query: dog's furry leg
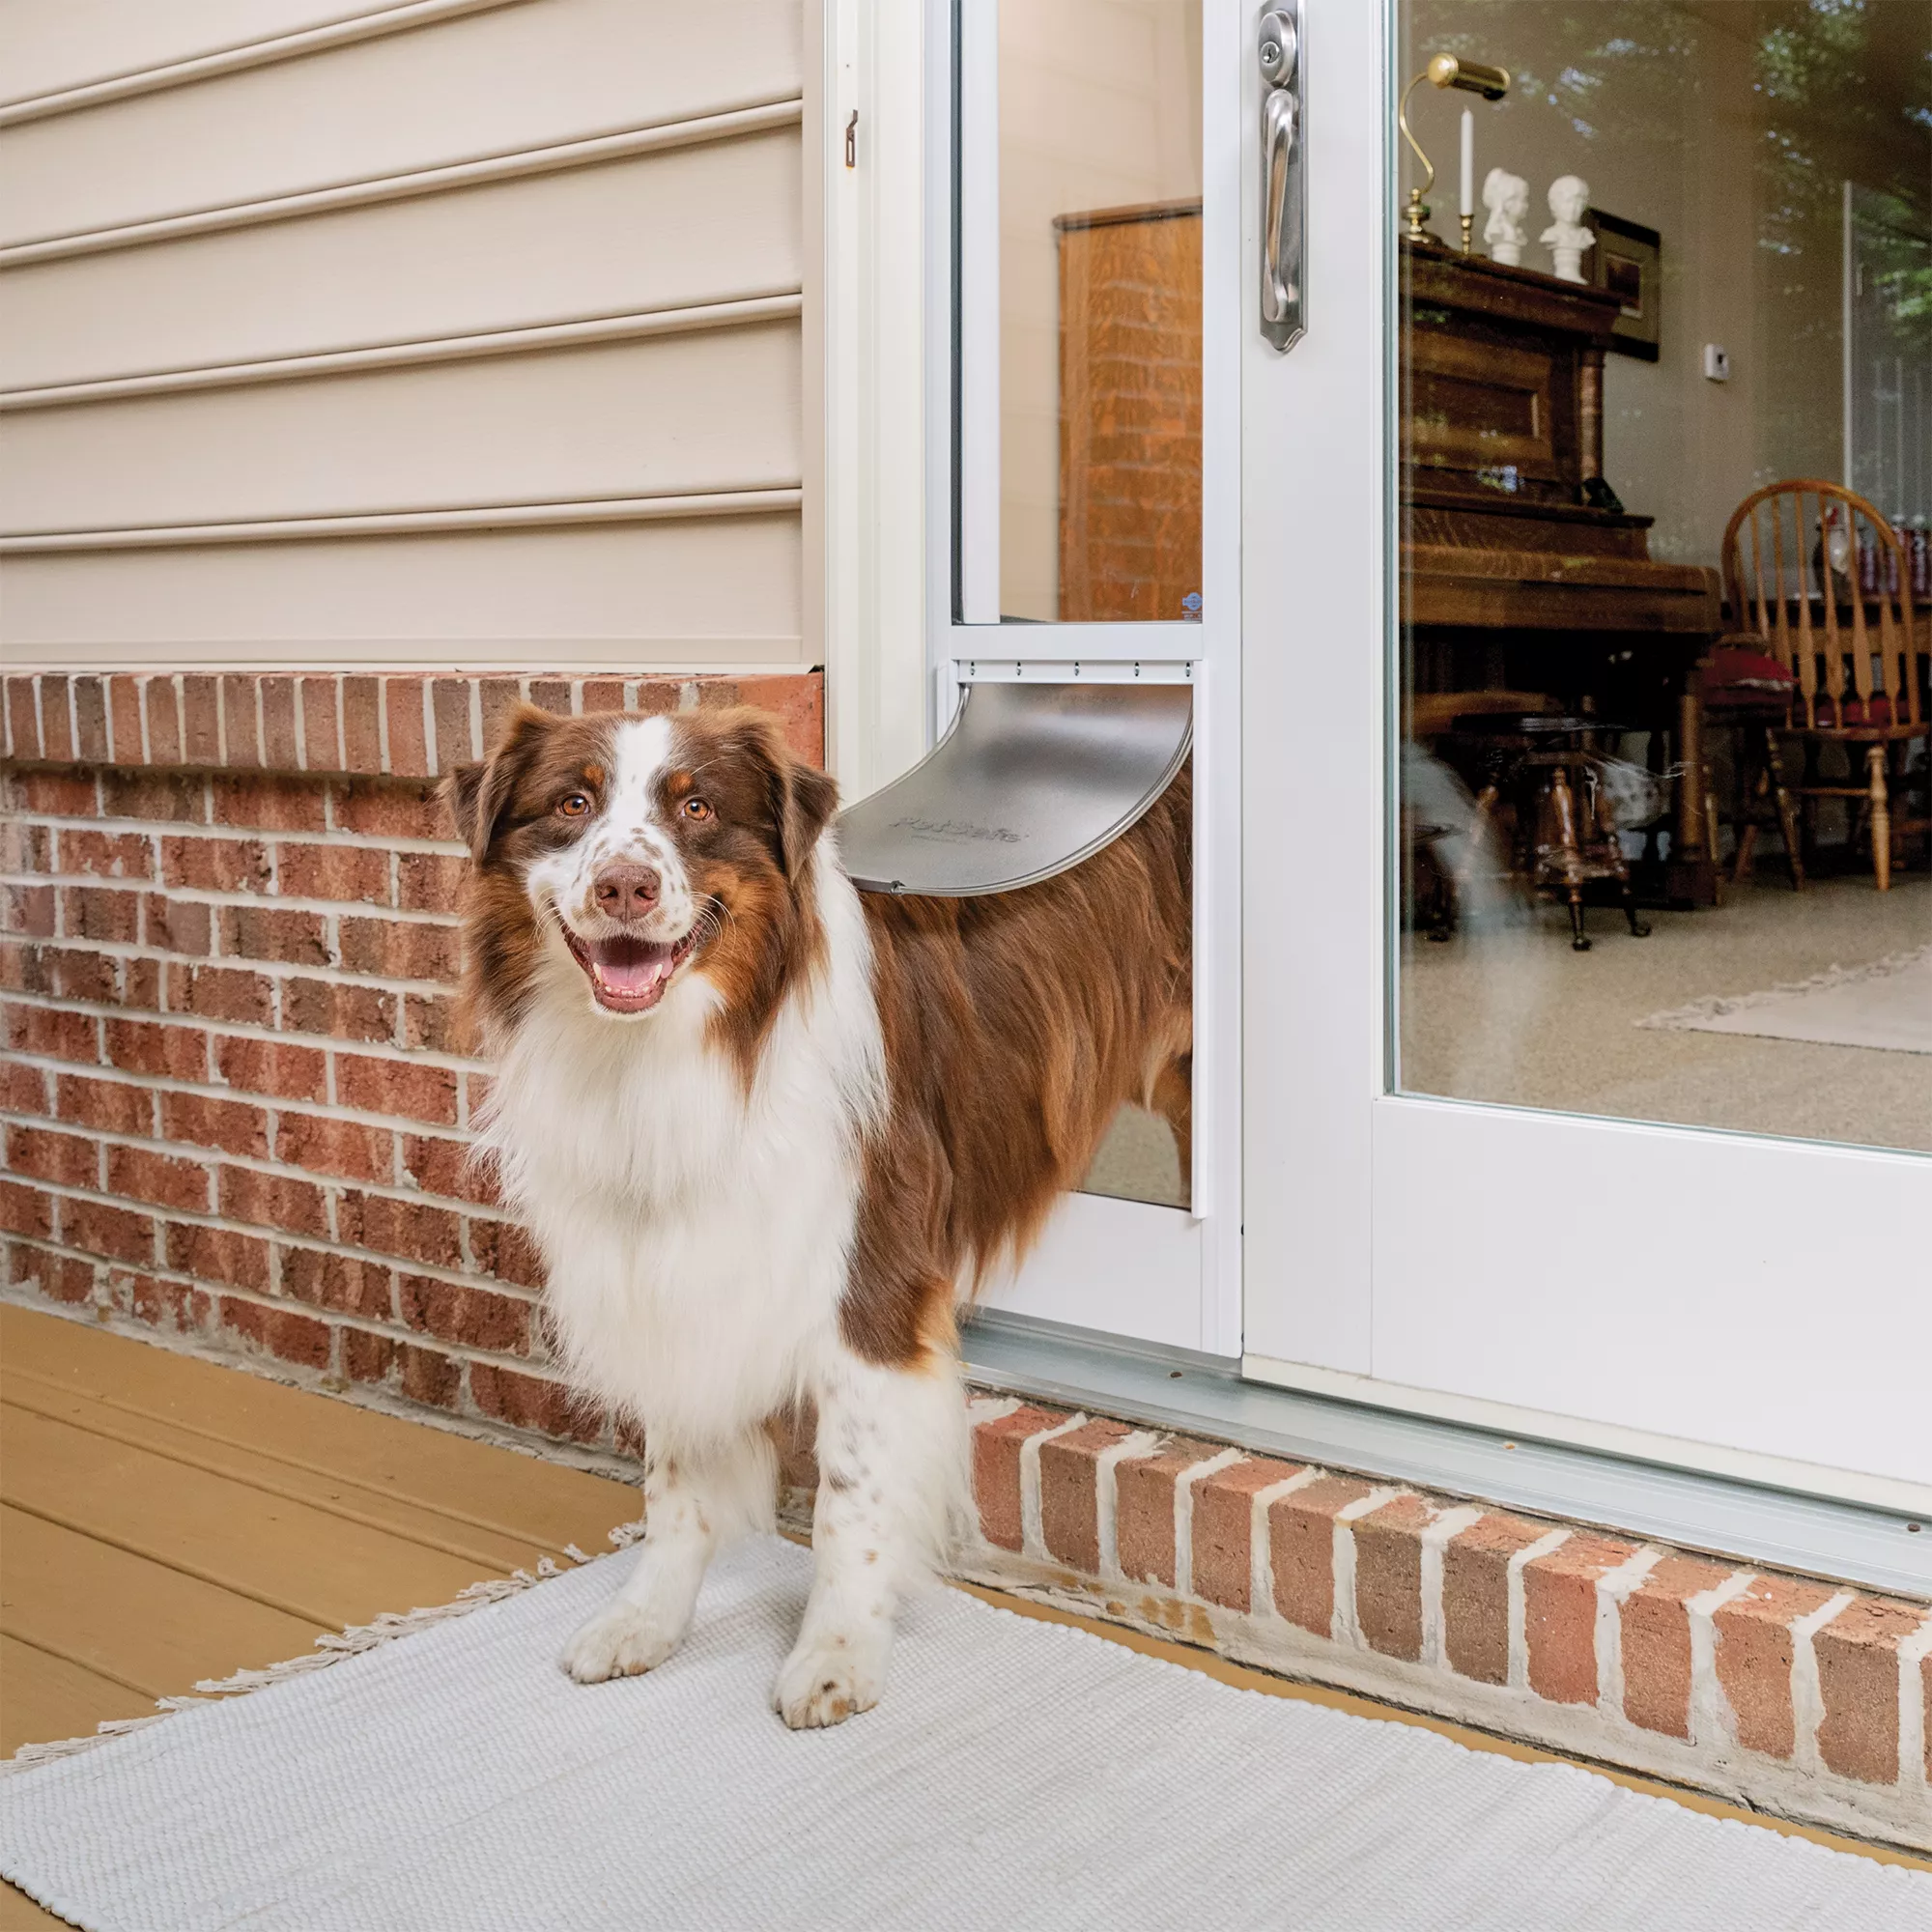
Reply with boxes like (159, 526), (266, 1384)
(774, 1347), (968, 1729)
(561, 1429), (776, 1683)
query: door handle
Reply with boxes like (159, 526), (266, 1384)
(1259, 4), (1305, 351)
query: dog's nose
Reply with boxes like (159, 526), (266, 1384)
(593, 863), (661, 921)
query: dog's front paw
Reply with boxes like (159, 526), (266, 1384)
(559, 1598), (687, 1684)
(772, 1631), (888, 1729)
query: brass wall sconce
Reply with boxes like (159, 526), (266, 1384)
(1398, 53), (1511, 248)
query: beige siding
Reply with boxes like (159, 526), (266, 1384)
(0, 0), (807, 669)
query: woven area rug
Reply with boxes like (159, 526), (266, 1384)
(3, 1537), (1925, 1932)
(1638, 943), (1932, 1054)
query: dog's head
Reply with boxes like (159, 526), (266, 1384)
(444, 704), (838, 1034)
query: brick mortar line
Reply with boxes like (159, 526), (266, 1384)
(4, 1236), (555, 1377)
(0, 1107), (511, 1222)
(1, 810), (468, 858)
(4, 869), (463, 926)
(4, 990), (484, 1062)
(12, 1179), (540, 1304)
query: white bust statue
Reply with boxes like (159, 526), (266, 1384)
(1482, 168), (1529, 266)
(1540, 175), (1595, 282)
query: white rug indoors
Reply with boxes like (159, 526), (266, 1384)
(1639, 943), (1932, 1055)
(2, 1537), (1925, 1932)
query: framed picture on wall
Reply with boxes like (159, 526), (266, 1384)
(1586, 211), (1662, 360)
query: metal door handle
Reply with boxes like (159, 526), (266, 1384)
(1259, 4), (1304, 351)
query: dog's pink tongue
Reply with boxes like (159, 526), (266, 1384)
(592, 938), (669, 997)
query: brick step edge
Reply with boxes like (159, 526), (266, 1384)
(3, 670), (824, 780)
(965, 1397), (1932, 1854)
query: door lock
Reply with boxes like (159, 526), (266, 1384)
(1258, 3), (1305, 352)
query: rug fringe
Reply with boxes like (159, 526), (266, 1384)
(1636, 942), (1932, 1031)
(2, 1520), (647, 1776)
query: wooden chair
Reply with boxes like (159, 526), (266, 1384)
(1719, 481), (1929, 890)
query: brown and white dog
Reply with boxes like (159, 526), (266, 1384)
(446, 702), (1189, 1726)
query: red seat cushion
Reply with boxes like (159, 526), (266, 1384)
(1700, 644), (1796, 714)
(1811, 693), (1895, 728)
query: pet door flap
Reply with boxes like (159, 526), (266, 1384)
(836, 681), (1192, 896)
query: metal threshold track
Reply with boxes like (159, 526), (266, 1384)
(960, 1311), (1931, 1601)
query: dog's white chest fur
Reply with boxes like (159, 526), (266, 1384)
(479, 854), (883, 1451)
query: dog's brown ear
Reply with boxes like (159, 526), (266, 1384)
(441, 703), (552, 863)
(722, 708), (838, 881)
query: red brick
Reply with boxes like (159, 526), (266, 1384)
(478, 678), (524, 751)
(1267, 1475), (1375, 1635)
(469, 1361), (598, 1442)
(160, 1092), (270, 1158)
(6, 1123), (98, 1188)
(341, 678), (382, 773)
(332, 780), (444, 841)
(210, 774), (327, 834)
(166, 1222), (270, 1288)
(159, 836), (270, 892)
(128, 1271), (210, 1332)
(214, 1035), (327, 1102)
(63, 1197), (156, 1266)
(6, 677), (41, 759)
(54, 1071), (150, 1135)
(280, 1244), (392, 1317)
(144, 675), (183, 765)
(1620, 1555), (1735, 1739)
(343, 1326), (398, 1384)
(1814, 1597), (1925, 1784)
(1523, 1534), (1639, 1706)
(469, 1216), (542, 1288)
(47, 945), (120, 1004)
(262, 676), (299, 770)
(0, 1179), (53, 1240)
(431, 678), (475, 773)
(167, 963), (274, 1026)
(221, 675), (262, 768)
(1, 1057), (48, 1114)
(103, 1017), (208, 1081)
(277, 841), (390, 907)
(400, 1273), (529, 1354)
(396, 852), (466, 914)
(58, 829), (153, 880)
(971, 1405), (1062, 1551)
(122, 955), (161, 1010)
(143, 895), (212, 956)
(1037, 1418), (1138, 1573)
(218, 1166), (328, 1238)
(106, 1145), (212, 1212)
(729, 673), (825, 767)
(71, 676), (109, 761)
(274, 1111), (394, 1183)
(39, 677), (74, 762)
(299, 676), (342, 773)
(14, 1244), (96, 1303)
(1190, 1458), (1305, 1611)
(402, 1134), (496, 1206)
(5, 1000), (99, 1063)
(1116, 1438), (1226, 1589)
(527, 678), (572, 717)
(336, 917), (459, 985)
(102, 770), (203, 823)
(401, 993), (465, 1054)
(0, 820), (51, 874)
(217, 904), (328, 967)
(281, 977), (394, 1043)
(401, 1342), (462, 1408)
(337, 1189), (461, 1268)
(335, 1054), (457, 1125)
(1713, 1574), (1841, 1760)
(62, 885), (140, 944)
(384, 678), (430, 778)
(580, 678), (626, 715)
(181, 674), (221, 764)
(1352, 1494), (1435, 1660)
(2, 885), (55, 938)
(9, 769), (98, 816)
(0, 939), (48, 993)
(219, 1295), (330, 1370)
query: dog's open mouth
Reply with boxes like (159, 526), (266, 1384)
(560, 926), (696, 1014)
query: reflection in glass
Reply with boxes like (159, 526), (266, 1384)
(1395, 1), (1931, 1154)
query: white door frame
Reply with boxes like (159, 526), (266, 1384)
(1236, 0), (1932, 1506)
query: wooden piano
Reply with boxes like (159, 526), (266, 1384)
(1402, 239), (1722, 901)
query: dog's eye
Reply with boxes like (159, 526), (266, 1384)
(681, 796), (713, 822)
(556, 792), (592, 819)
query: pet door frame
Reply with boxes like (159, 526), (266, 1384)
(920, 0), (1244, 1358)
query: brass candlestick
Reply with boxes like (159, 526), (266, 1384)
(1398, 53), (1511, 246)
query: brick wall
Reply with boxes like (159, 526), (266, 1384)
(1, 668), (822, 1453)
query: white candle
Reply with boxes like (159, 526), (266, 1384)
(1459, 107), (1474, 217)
